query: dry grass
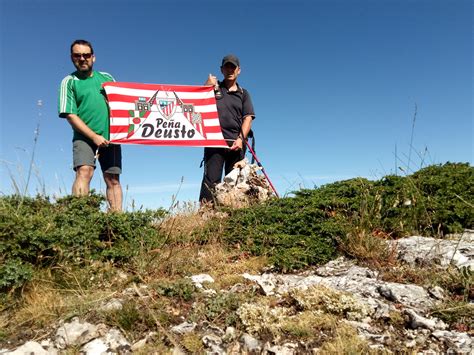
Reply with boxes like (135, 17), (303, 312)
(279, 311), (339, 340)
(3, 279), (117, 341)
(130, 242), (268, 294)
(339, 228), (398, 269)
(159, 209), (209, 238)
(319, 323), (381, 354)
(130, 208), (267, 284)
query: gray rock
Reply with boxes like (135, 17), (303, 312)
(55, 317), (100, 349)
(240, 333), (262, 353)
(81, 338), (110, 355)
(103, 328), (130, 352)
(244, 260), (437, 314)
(428, 286), (446, 300)
(275, 269), (436, 312)
(377, 285), (398, 302)
(242, 273), (277, 295)
(316, 257), (378, 278)
(432, 330), (474, 353)
(7, 233), (472, 355)
(131, 338), (147, 351)
(202, 334), (224, 354)
(5, 341), (49, 355)
(224, 326), (237, 342)
(394, 234), (474, 269)
(263, 342), (298, 354)
(171, 321), (197, 335)
(99, 298), (123, 312)
(345, 320), (392, 346)
(202, 323), (225, 337)
(190, 274), (214, 289)
(404, 309), (447, 330)
(215, 161), (273, 208)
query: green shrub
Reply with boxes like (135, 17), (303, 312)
(221, 163), (473, 271)
(222, 194), (342, 271)
(0, 192), (167, 292)
(0, 258), (33, 292)
(153, 278), (196, 301)
(375, 162), (473, 235)
(204, 291), (242, 326)
(411, 162), (473, 234)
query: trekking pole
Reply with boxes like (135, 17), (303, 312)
(244, 140), (279, 198)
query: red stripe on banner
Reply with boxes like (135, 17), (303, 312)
(110, 125), (222, 136)
(110, 138), (228, 147)
(110, 110), (218, 120)
(103, 82), (213, 93)
(203, 126), (223, 133)
(106, 94), (215, 106)
(110, 125), (130, 134)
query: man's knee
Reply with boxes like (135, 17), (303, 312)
(104, 173), (121, 187)
(75, 165), (94, 180)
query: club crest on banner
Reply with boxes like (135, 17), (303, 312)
(157, 96), (177, 120)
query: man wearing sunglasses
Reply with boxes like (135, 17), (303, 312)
(199, 54), (255, 206)
(58, 39), (122, 211)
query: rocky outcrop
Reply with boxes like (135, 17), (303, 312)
(393, 231), (474, 269)
(214, 159), (274, 208)
(2, 319), (131, 355)
(2, 233), (472, 354)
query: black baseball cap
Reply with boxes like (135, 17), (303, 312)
(221, 54), (240, 67)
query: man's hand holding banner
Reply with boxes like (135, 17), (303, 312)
(103, 82), (228, 147)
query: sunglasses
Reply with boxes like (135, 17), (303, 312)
(72, 53), (93, 60)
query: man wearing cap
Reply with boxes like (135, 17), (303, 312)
(199, 54), (255, 204)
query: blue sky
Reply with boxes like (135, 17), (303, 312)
(0, 0), (472, 210)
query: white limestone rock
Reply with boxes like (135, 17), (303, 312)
(190, 274), (215, 289)
(171, 322), (197, 335)
(99, 298), (123, 312)
(240, 333), (262, 353)
(6, 341), (49, 355)
(81, 338), (109, 355)
(394, 233), (474, 269)
(55, 317), (101, 349)
(404, 309), (447, 331)
(215, 160), (273, 208)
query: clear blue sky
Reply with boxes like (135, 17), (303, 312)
(1, 0), (472, 210)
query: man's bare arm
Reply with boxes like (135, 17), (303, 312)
(65, 114), (109, 147)
(230, 115), (253, 151)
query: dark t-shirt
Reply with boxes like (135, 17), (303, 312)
(215, 81), (255, 141)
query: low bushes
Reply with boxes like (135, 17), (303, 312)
(222, 162), (473, 271)
(1, 162), (472, 291)
(0, 193), (166, 292)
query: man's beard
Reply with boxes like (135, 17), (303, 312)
(76, 63), (93, 76)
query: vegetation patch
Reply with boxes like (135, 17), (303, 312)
(0, 193), (166, 293)
(1, 162), (472, 351)
(222, 163), (473, 271)
(288, 285), (370, 321)
(237, 299), (291, 335)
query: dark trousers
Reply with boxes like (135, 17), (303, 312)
(199, 147), (245, 203)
